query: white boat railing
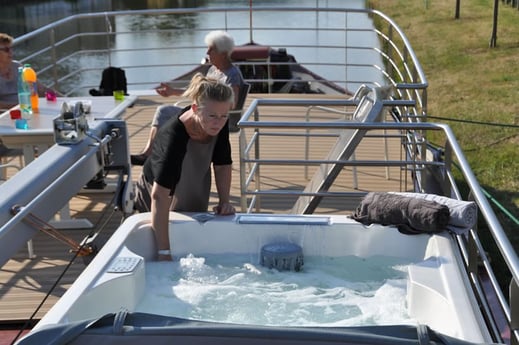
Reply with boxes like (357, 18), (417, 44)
(237, 96), (519, 345)
(11, 6), (427, 118)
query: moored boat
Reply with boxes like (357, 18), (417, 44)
(165, 43), (349, 95)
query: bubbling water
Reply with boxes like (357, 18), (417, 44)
(136, 254), (417, 327)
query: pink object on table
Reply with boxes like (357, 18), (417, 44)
(45, 90), (57, 102)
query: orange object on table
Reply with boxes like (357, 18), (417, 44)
(23, 64), (39, 112)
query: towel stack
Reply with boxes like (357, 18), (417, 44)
(391, 192), (477, 235)
(351, 192), (477, 235)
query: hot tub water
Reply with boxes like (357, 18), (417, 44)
(136, 254), (417, 327)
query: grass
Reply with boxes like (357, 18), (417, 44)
(371, 0), (519, 230)
(368, 1), (519, 291)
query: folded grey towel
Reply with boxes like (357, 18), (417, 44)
(391, 192), (477, 235)
(351, 192), (450, 235)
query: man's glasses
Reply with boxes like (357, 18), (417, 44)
(0, 46), (12, 53)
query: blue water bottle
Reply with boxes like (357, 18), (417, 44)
(17, 66), (32, 119)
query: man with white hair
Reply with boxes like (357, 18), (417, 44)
(155, 30), (243, 106)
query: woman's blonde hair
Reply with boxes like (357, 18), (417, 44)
(182, 73), (234, 108)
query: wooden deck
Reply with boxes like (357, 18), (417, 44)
(0, 94), (412, 342)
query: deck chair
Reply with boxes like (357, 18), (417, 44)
(290, 86), (388, 214)
(228, 82), (251, 132)
(0, 162), (21, 183)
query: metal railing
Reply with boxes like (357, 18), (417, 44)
(236, 96), (519, 344)
(11, 6), (427, 117)
(236, 98), (430, 213)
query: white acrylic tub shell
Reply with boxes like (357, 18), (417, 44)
(34, 212), (492, 344)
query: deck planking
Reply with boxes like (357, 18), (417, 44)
(0, 94), (412, 335)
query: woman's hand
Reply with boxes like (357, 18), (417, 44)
(155, 83), (174, 97)
(213, 202), (235, 215)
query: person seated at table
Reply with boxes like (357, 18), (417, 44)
(0, 33), (58, 111)
(131, 31), (244, 166)
(134, 73), (236, 260)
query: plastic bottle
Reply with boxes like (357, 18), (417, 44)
(17, 66), (32, 119)
(23, 64), (38, 112)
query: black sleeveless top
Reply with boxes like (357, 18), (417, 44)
(143, 108), (232, 195)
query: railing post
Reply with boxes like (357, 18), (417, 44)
(443, 141), (453, 198)
(386, 25), (394, 82)
(510, 279), (519, 345)
(304, 107), (311, 180)
(254, 107), (261, 212)
(50, 28), (59, 90)
(467, 229), (480, 277)
(105, 13), (113, 67)
(465, 190), (480, 281)
(239, 129), (248, 213)
(422, 87), (428, 118)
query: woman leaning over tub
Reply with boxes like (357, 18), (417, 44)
(134, 73), (236, 260)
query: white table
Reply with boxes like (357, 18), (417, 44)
(0, 95), (137, 230)
(0, 95), (136, 163)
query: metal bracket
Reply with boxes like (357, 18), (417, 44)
(53, 102), (89, 145)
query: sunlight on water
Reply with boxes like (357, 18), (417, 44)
(137, 254), (417, 327)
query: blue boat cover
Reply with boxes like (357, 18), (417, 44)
(15, 310), (498, 345)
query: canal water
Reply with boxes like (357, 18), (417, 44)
(1, 0), (366, 37)
(2, 0), (382, 94)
